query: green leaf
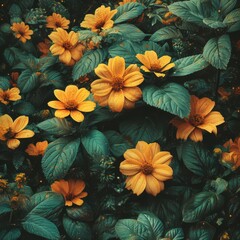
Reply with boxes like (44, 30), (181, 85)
(72, 49), (108, 80)
(115, 219), (150, 240)
(203, 34), (231, 70)
(171, 54), (209, 76)
(22, 214), (60, 240)
(37, 118), (74, 136)
(17, 69), (39, 93)
(181, 141), (218, 177)
(137, 213), (164, 239)
(165, 228), (184, 240)
(202, 19), (226, 29)
(104, 130), (132, 157)
(66, 204), (94, 222)
(0, 76), (10, 90)
(150, 26), (183, 42)
(114, 2), (146, 24)
(27, 191), (64, 221)
(210, 178), (228, 194)
(143, 83), (190, 118)
(9, 4), (22, 17)
(82, 130), (109, 157)
(212, 0), (237, 16)
(229, 175), (240, 193)
(63, 216), (92, 240)
(42, 137), (80, 183)
(0, 228), (21, 240)
(223, 8), (240, 32)
(0, 203), (12, 216)
(40, 70), (64, 89)
(188, 222), (215, 240)
(182, 191), (225, 223)
(14, 101), (36, 115)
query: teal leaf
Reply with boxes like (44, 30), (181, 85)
(0, 76), (10, 90)
(223, 8), (240, 32)
(22, 214), (60, 240)
(203, 34), (231, 70)
(63, 216), (92, 240)
(143, 83), (190, 118)
(66, 204), (94, 222)
(137, 213), (164, 239)
(40, 70), (64, 89)
(37, 118), (74, 136)
(181, 141), (218, 177)
(182, 191), (225, 223)
(150, 26), (183, 42)
(9, 4), (22, 17)
(188, 222), (216, 240)
(212, 0), (237, 16)
(165, 228), (184, 240)
(115, 219), (150, 240)
(202, 19), (227, 29)
(210, 178), (228, 194)
(0, 228), (21, 240)
(114, 2), (146, 24)
(171, 54), (209, 76)
(42, 137), (80, 183)
(0, 203), (12, 216)
(78, 30), (98, 41)
(104, 130), (132, 157)
(228, 175), (240, 193)
(17, 69), (39, 93)
(14, 101), (35, 115)
(72, 49), (108, 80)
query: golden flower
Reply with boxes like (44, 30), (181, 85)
(51, 179), (88, 206)
(49, 28), (85, 66)
(37, 38), (51, 57)
(48, 85), (96, 122)
(0, 179), (8, 193)
(0, 114), (35, 149)
(119, 0), (137, 5)
(80, 5), (117, 32)
(15, 173), (27, 188)
(11, 22), (33, 43)
(46, 13), (70, 30)
(136, 51), (175, 77)
(119, 141), (173, 196)
(0, 87), (21, 105)
(171, 95), (225, 142)
(91, 56), (144, 112)
(25, 141), (48, 156)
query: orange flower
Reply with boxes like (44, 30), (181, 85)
(0, 87), (21, 105)
(37, 39), (51, 57)
(120, 141), (173, 196)
(136, 51), (175, 77)
(91, 56), (144, 112)
(51, 179), (88, 206)
(0, 114), (34, 149)
(48, 85), (96, 122)
(25, 141), (48, 156)
(171, 95), (225, 142)
(80, 5), (117, 32)
(49, 28), (85, 66)
(119, 0), (137, 5)
(11, 22), (33, 43)
(46, 13), (70, 30)
(10, 72), (19, 87)
(217, 87), (231, 101)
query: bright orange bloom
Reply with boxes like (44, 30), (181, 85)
(80, 5), (117, 32)
(136, 51), (175, 77)
(49, 28), (85, 66)
(48, 85), (96, 122)
(46, 13), (70, 30)
(37, 39), (51, 57)
(0, 87), (21, 105)
(51, 179), (88, 206)
(25, 141), (48, 156)
(91, 56), (144, 112)
(0, 114), (34, 149)
(11, 22), (33, 43)
(120, 141), (173, 196)
(119, 0), (137, 5)
(171, 95), (225, 142)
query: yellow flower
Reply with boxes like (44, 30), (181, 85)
(80, 5), (117, 32)
(136, 51), (175, 77)
(0, 178), (8, 193)
(51, 179), (88, 206)
(11, 22), (33, 43)
(0, 114), (34, 149)
(91, 56), (144, 112)
(171, 95), (225, 142)
(49, 28), (85, 66)
(48, 85), (96, 122)
(25, 141), (48, 156)
(0, 87), (21, 105)
(119, 0), (137, 5)
(37, 38), (51, 57)
(15, 173), (27, 188)
(46, 13), (70, 30)
(120, 141), (173, 196)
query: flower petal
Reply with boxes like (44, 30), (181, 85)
(54, 89), (67, 103)
(12, 116), (29, 133)
(108, 56), (125, 77)
(152, 152), (172, 165)
(161, 62), (175, 72)
(152, 165), (173, 181)
(55, 109), (70, 118)
(189, 128), (203, 142)
(149, 142), (160, 156)
(48, 100), (65, 109)
(72, 198), (84, 206)
(70, 110), (84, 122)
(59, 50), (71, 64)
(0, 114), (13, 129)
(77, 101), (96, 112)
(91, 80), (112, 96)
(145, 175), (162, 196)
(126, 172), (146, 196)
(95, 64), (113, 81)
(196, 97), (215, 116)
(7, 139), (20, 149)
(15, 129), (34, 138)
(75, 88), (90, 102)
(124, 149), (144, 162)
(204, 111), (225, 126)
(158, 55), (171, 67)
(123, 72), (144, 87)
(120, 161), (141, 176)
(123, 87), (142, 102)
(136, 141), (152, 163)
(108, 90), (124, 112)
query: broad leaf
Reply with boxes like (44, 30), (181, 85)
(0, 203), (12, 216)
(223, 8), (240, 32)
(14, 101), (36, 115)
(17, 69), (39, 93)
(213, 0), (237, 16)
(188, 222), (216, 240)
(165, 228), (184, 240)
(66, 204), (94, 222)
(42, 137), (80, 183)
(150, 26), (182, 42)
(0, 228), (21, 240)
(0, 76), (10, 90)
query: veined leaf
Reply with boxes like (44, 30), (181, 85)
(188, 222), (216, 240)
(17, 69), (39, 93)
(0, 76), (10, 90)
(202, 19), (226, 29)
(203, 34), (231, 70)
(0, 203), (12, 216)
(150, 26), (183, 42)
(223, 8), (240, 32)
(66, 204), (94, 222)
(0, 228), (21, 240)
(143, 83), (190, 118)
(42, 137), (80, 183)
(212, 0), (237, 16)
(165, 228), (184, 240)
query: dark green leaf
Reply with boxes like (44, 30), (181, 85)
(182, 191), (225, 223)
(42, 137), (80, 183)
(188, 222), (215, 240)
(40, 70), (64, 89)
(0, 228), (21, 240)
(66, 204), (94, 222)
(14, 101), (35, 115)
(143, 83), (190, 118)
(210, 178), (228, 194)
(216, 0), (237, 16)
(9, 4), (21, 17)
(22, 214), (60, 240)
(0, 203), (12, 216)
(0, 76), (10, 90)
(150, 26), (183, 42)
(165, 228), (184, 240)
(228, 176), (240, 193)
(18, 69), (39, 93)
(202, 19), (226, 29)
(223, 8), (240, 32)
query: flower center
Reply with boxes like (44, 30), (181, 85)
(65, 100), (78, 110)
(4, 129), (15, 139)
(112, 77), (124, 91)
(141, 163), (153, 175)
(55, 21), (62, 28)
(189, 114), (204, 126)
(150, 63), (161, 72)
(95, 20), (106, 29)
(63, 41), (73, 50)
(66, 193), (74, 201)
(1, 92), (9, 102)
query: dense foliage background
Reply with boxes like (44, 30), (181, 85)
(0, 0), (240, 239)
